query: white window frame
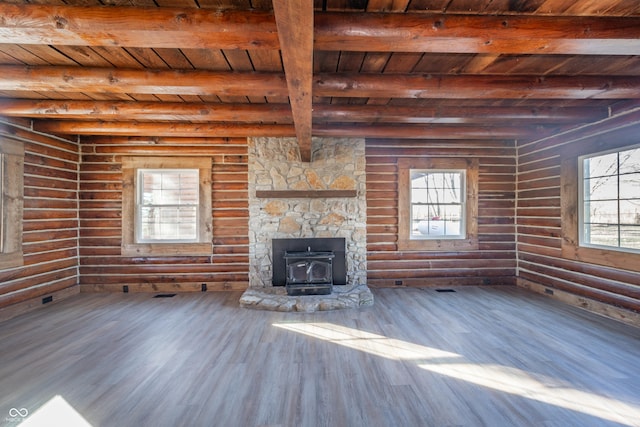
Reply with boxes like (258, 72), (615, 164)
(409, 168), (467, 240)
(121, 157), (212, 257)
(578, 144), (640, 255)
(136, 168), (200, 244)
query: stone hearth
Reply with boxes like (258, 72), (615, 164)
(241, 137), (373, 311)
(240, 284), (374, 312)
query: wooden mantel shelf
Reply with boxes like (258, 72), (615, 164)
(256, 190), (357, 198)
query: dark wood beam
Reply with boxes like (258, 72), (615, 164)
(0, 66), (288, 97)
(312, 105), (608, 124)
(314, 73), (640, 99)
(32, 120), (543, 139)
(1, 4), (639, 56)
(273, 0), (314, 161)
(0, 4), (278, 49)
(315, 13), (640, 55)
(313, 124), (547, 139)
(33, 121), (296, 137)
(0, 99), (608, 124)
(83, 136), (248, 145)
(0, 99), (293, 122)
(256, 190), (357, 198)
(2, 66), (638, 100)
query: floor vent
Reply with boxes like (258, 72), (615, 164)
(153, 294), (177, 298)
(435, 289), (456, 293)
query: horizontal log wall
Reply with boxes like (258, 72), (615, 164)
(0, 118), (79, 319)
(3, 114), (637, 322)
(517, 104), (640, 316)
(366, 139), (517, 288)
(79, 137), (249, 293)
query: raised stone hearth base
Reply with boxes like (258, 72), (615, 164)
(239, 284), (374, 312)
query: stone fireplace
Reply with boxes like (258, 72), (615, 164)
(239, 137), (373, 311)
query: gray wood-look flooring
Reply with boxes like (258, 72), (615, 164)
(1, 287), (639, 427)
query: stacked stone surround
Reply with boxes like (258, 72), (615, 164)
(241, 137), (372, 311)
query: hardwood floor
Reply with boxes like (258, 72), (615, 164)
(0, 287), (639, 427)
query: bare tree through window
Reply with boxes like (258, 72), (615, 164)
(410, 170), (465, 239)
(582, 147), (640, 251)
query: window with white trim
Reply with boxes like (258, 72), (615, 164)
(398, 157), (478, 251)
(121, 157), (212, 256)
(410, 169), (466, 239)
(580, 145), (640, 253)
(137, 169), (199, 243)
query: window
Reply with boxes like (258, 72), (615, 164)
(122, 157), (212, 256)
(410, 170), (466, 239)
(0, 137), (24, 269)
(561, 142), (640, 273)
(137, 169), (199, 243)
(398, 158), (478, 251)
(579, 146), (640, 253)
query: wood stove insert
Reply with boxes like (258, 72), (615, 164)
(284, 249), (335, 296)
(272, 237), (347, 295)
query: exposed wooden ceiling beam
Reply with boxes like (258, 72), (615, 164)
(0, 99), (293, 122)
(314, 73), (640, 99)
(82, 136), (249, 145)
(0, 4), (278, 49)
(313, 124), (552, 139)
(32, 120), (545, 139)
(33, 121), (296, 137)
(315, 13), (640, 55)
(312, 105), (608, 124)
(2, 66), (638, 100)
(0, 66), (288, 97)
(0, 99), (608, 124)
(0, 4), (638, 55)
(272, 0), (314, 161)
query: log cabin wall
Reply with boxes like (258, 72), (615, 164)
(366, 139), (517, 288)
(0, 118), (79, 320)
(78, 137), (249, 293)
(517, 103), (640, 322)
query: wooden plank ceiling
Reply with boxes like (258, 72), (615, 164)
(0, 0), (639, 160)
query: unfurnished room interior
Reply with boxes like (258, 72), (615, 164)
(0, 1), (640, 426)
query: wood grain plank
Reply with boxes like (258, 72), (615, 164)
(1, 288), (638, 426)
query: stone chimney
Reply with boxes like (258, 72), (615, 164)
(247, 137), (367, 290)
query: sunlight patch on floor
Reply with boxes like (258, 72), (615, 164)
(419, 362), (640, 426)
(274, 321), (640, 426)
(273, 321), (460, 361)
(19, 395), (93, 427)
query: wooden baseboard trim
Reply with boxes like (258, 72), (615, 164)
(367, 276), (516, 288)
(80, 281), (248, 293)
(517, 277), (640, 328)
(0, 285), (79, 323)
